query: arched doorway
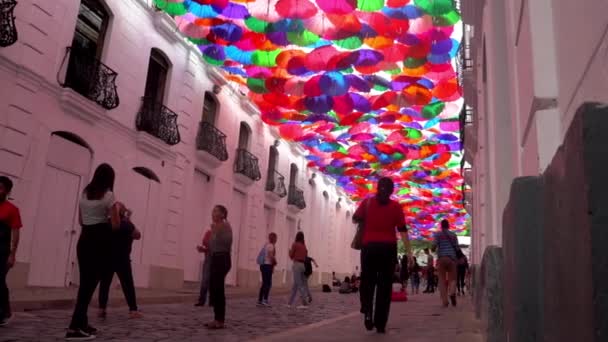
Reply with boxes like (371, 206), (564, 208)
(28, 132), (93, 287)
(123, 166), (161, 287)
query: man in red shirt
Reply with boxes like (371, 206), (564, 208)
(353, 177), (411, 334)
(195, 229), (212, 306)
(0, 176), (22, 326)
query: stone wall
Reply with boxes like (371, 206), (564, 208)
(485, 102), (608, 342)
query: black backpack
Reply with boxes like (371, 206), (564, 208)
(304, 257), (313, 277)
(322, 284), (332, 292)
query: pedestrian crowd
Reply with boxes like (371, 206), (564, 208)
(0, 167), (469, 340)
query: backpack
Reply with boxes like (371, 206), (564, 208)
(256, 245), (266, 265)
(304, 257), (313, 277)
(322, 284), (332, 292)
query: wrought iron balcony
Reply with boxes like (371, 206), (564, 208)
(265, 170), (287, 198)
(60, 47), (120, 110)
(234, 148), (261, 181)
(136, 97), (181, 145)
(288, 185), (306, 210)
(196, 121), (228, 162)
(0, 0), (17, 47)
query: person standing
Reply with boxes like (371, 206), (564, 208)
(257, 232), (277, 307)
(423, 248), (435, 293)
(195, 228), (212, 307)
(97, 204), (142, 319)
(66, 163), (121, 340)
(432, 219), (459, 307)
(287, 232), (310, 309)
(204, 205), (232, 330)
(352, 177), (411, 334)
(0, 176), (22, 327)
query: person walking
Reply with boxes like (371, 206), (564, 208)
(352, 177), (411, 334)
(97, 204), (142, 320)
(66, 163), (121, 340)
(399, 254), (409, 290)
(410, 257), (421, 294)
(257, 232), (277, 307)
(423, 248), (435, 293)
(432, 219), (459, 307)
(457, 253), (469, 296)
(195, 228), (212, 307)
(204, 205), (232, 330)
(0, 176), (22, 327)
(287, 232), (310, 309)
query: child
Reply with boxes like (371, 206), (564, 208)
(98, 203), (142, 319)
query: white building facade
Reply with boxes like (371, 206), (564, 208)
(461, 0), (608, 263)
(0, 0), (358, 290)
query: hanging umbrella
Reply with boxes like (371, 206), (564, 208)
(275, 0), (318, 19)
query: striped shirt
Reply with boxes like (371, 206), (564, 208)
(433, 230), (458, 259)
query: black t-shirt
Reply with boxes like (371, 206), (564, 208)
(111, 220), (135, 257)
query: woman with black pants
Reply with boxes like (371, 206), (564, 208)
(66, 163), (120, 341)
(353, 177), (411, 334)
(204, 205), (233, 330)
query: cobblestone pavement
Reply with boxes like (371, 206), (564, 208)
(0, 291), (360, 341)
(1, 291), (481, 342)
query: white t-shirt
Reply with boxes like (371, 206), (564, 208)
(80, 191), (115, 225)
(264, 243), (275, 265)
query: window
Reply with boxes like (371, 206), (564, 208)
(289, 163), (298, 186)
(71, 0), (110, 59)
(202, 91), (219, 125)
(65, 0), (112, 98)
(238, 122), (251, 150)
(143, 48), (171, 105)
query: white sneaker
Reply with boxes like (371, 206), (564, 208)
(262, 301), (272, 307)
(296, 305), (309, 309)
(286, 304), (293, 309)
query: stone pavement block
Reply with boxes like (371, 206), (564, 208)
(541, 102), (608, 342)
(581, 103), (608, 342)
(502, 176), (543, 342)
(478, 246), (503, 342)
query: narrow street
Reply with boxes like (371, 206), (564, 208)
(1, 291), (481, 341)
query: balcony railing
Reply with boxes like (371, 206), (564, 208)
(265, 170), (287, 198)
(0, 0), (17, 48)
(61, 47), (120, 110)
(234, 148), (261, 181)
(288, 185), (306, 210)
(196, 121), (228, 161)
(136, 97), (181, 145)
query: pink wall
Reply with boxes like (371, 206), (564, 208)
(0, 0), (358, 288)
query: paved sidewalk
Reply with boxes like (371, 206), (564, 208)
(256, 293), (483, 342)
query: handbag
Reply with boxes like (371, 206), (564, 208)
(443, 230), (464, 259)
(351, 198), (371, 250)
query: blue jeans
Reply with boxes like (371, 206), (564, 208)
(288, 262), (308, 305)
(258, 264), (273, 302)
